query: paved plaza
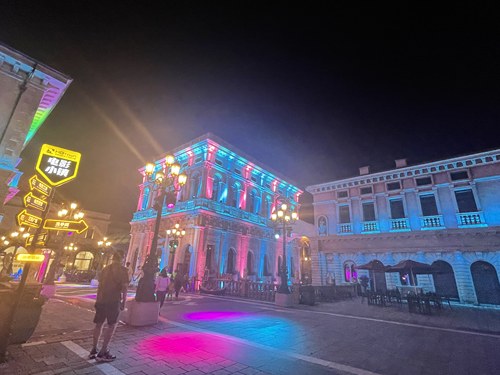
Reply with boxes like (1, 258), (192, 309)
(1, 286), (500, 375)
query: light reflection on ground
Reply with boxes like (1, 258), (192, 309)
(80, 292), (136, 300)
(184, 311), (251, 321)
(138, 332), (235, 359)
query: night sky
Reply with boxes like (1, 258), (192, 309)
(1, 3), (499, 226)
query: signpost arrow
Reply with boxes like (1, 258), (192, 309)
(23, 192), (48, 212)
(43, 219), (89, 234)
(29, 175), (52, 197)
(16, 209), (42, 228)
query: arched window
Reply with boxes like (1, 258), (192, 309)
(190, 173), (201, 199)
(248, 189), (257, 213)
(344, 261), (357, 282)
(265, 195), (272, 218)
(232, 183), (241, 208)
(227, 248), (236, 274)
(74, 251), (94, 271)
(246, 252), (255, 275)
(212, 174), (222, 201)
(318, 216), (328, 236)
(263, 254), (271, 276)
(471, 261), (500, 305)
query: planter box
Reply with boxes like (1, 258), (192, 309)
(275, 292), (294, 307)
(122, 300), (159, 326)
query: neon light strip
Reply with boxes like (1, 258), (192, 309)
(24, 87), (61, 146)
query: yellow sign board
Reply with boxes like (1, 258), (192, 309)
(29, 175), (52, 196)
(17, 209), (43, 228)
(35, 144), (81, 186)
(43, 219), (89, 234)
(16, 254), (45, 262)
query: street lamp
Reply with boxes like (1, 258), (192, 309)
(166, 223), (186, 272)
(271, 200), (299, 294)
(2, 227), (30, 275)
(135, 155), (187, 302)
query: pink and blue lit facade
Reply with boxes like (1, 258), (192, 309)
(0, 43), (72, 228)
(307, 149), (500, 306)
(128, 134), (304, 288)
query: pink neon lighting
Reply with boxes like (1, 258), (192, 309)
(138, 332), (234, 359)
(184, 311), (250, 321)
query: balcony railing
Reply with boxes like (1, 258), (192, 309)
(337, 223), (353, 234)
(132, 198), (269, 226)
(420, 215), (444, 230)
(390, 218), (410, 231)
(362, 221), (380, 233)
(456, 212), (487, 228)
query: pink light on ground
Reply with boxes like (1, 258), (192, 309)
(138, 332), (235, 359)
(184, 311), (250, 321)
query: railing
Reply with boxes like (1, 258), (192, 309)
(456, 212), (487, 227)
(133, 198), (269, 226)
(420, 215), (444, 230)
(337, 223), (353, 234)
(362, 221), (379, 233)
(390, 218), (410, 231)
(201, 278), (279, 302)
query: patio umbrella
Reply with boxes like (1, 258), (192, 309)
(385, 260), (432, 292)
(356, 260), (387, 292)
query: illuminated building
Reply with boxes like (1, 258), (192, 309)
(0, 42), (72, 227)
(307, 149), (500, 305)
(128, 134), (311, 288)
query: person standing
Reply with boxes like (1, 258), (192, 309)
(89, 250), (129, 362)
(174, 271), (183, 300)
(155, 268), (170, 308)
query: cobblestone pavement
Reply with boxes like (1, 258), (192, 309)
(1, 287), (500, 375)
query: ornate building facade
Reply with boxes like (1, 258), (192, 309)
(307, 149), (500, 306)
(127, 134), (312, 287)
(0, 43), (72, 228)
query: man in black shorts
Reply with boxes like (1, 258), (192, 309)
(89, 250), (129, 362)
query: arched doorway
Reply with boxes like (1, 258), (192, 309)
(471, 261), (500, 305)
(432, 261), (458, 298)
(180, 247), (192, 276)
(227, 248), (236, 274)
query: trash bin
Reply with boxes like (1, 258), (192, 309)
(299, 285), (316, 306)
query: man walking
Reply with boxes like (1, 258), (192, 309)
(89, 250), (129, 362)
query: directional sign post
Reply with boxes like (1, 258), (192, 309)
(35, 144), (81, 187)
(23, 192), (48, 212)
(43, 219), (88, 234)
(25, 233), (48, 247)
(17, 209), (42, 229)
(29, 175), (52, 197)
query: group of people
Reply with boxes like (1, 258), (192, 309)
(155, 268), (188, 307)
(90, 252), (190, 363)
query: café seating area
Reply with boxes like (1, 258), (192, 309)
(365, 288), (447, 314)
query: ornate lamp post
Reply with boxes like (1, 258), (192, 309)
(1, 228), (30, 276)
(135, 155), (187, 302)
(271, 201), (298, 294)
(166, 223), (185, 272)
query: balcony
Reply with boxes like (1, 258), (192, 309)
(456, 211), (487, 228)
(132, 198), (269, 226)
(337, 223), (353, 234)
(362, 221), (380, 233)
(420, 215), (444, 230)
(390, 218), (410, 232)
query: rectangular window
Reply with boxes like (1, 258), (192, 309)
(416, 176), (432, 186)
(215, 159), (223, 166)
(390, 199), (405, 219)
(387, 181), (401, 191)
(337, 190), (348, 199)
(455, 189), (478, 213)
(420, 194), (438, 216)
(450, 171), (469, 181)
(360, 186), (373, 195)
(339, 205), (350, 224)
(362, 202), (376, 221)
(195, 156), (203, 163)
